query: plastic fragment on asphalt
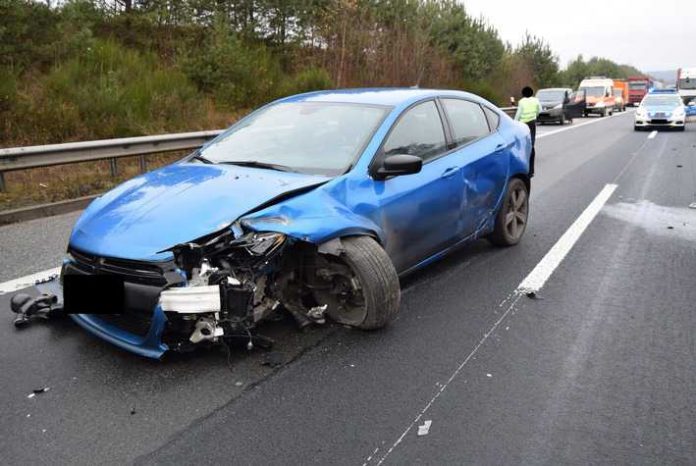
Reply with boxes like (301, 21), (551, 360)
(28, 387), (50, 398)
(417, 420), (432, 436)
(235, 381), (243, 387)
(525, 291), (542, 299)
(486, 373), (492, 378)
(130, 408), (136, 415)
(667, 226), (674, 229)
(689, 203), (696, 209)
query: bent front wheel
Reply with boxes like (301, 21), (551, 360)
(313, 236), (401, 330)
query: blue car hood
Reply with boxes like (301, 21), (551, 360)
(69, 163), (329, 261)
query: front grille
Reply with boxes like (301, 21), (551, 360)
(69, 248), (169, 287)
(650, 119), (669, 124)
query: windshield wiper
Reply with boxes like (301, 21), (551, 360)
(190, 151), (213, 164)
(219, 160), (298, 173)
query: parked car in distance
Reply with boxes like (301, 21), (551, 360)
(580, 77), (616, 117)
(536, 88), (585, 124)
(634, 89), (686, 131)
(52, 88), (533, 359)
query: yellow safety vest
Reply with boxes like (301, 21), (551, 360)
(515, 97), (541, 123)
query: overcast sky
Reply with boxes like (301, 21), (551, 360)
(462, 0), (695, 72)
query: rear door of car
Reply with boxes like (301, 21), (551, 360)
(439, 98), (509, 238)
(368, 99), (465, 272)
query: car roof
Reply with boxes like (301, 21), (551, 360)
(278, 88), (484, 107)
(538, 87), (571, 92)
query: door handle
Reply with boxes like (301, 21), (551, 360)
(441, 166), (458, 178)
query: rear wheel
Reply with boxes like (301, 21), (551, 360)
(312, 236), (400, 330)
(489, 178), (529, 247)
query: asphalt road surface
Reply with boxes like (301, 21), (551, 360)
(2, 111), (696, 465)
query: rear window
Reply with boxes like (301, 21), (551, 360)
(441, 99), (490, 147)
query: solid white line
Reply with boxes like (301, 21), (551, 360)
(0, 267), (61, 295)
(537, 110), (632, 140)
(648, 130), (657, 139)
(517, 183), (617, 293)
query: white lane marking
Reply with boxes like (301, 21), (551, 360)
(517, 183), (617, 293)
(0, 267), (61, 295)
(537, 110), (632, 140)
(368, 183), (618, 465)
(648, 130), (657, 139)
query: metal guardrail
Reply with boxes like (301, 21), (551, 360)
(0, 130), (224, 192)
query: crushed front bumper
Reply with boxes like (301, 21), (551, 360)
(70, 308), (169, 359)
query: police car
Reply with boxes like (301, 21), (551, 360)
(634, 89), (686, 131)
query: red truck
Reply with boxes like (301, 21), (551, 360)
(627, 76), (653, 106)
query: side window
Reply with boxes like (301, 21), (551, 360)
(442, 99), (490, 146)
(383, 101), (447, 162)
(483, 107), (500, 131)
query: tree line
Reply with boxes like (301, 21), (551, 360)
(0, 0), (642, 145)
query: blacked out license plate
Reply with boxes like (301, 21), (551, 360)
(63, 275), (124, 314)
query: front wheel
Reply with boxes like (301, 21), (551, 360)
(489, 178), (529, 247)
(313, 236), (400, 330)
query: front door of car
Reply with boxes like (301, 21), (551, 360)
(369, 100), (464, 272)
(564, 91), (586, 119)
(440, 99), (509, 237)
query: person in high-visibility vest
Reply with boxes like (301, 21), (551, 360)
(514, 86), (541, 177)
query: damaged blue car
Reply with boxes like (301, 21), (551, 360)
(58, 88), (532, 359)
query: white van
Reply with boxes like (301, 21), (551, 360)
(579, 77), (615, 117)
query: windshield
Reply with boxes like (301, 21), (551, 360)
(629, 81), (647, 90)
(536, 89), (566, 101)
(199, 102), (390, 176)
(641, 95), (682, 108)
(613, 90), (622, 97)
(580, 86), (606, 97)
(678, 78), (696, 90)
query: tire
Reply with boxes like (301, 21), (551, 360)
(488, 178), (529, 247)
(559, 114), (566, 125)
(583, 111), (589, 117)
(317, 236), (400, 330)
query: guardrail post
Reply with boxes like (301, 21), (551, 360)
(139, 155), (147, 173)
(109, 158), (118, 177)
(0, 172), (5, 193)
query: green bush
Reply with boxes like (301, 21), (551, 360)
(12, 39), (205, 143)
(280, 67), (334, 96)
(182, 26), (282, 109)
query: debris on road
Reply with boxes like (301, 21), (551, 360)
(235, 381), (243, 387)
(525, 291), (543, 300)
(27, 387), (50, 398)
(130, 408), (136, 415)
(417, 420), (432, 436)
(667, 226), (674, 230)
(689, 202), (696, 209)
(486, 373), (492, 378)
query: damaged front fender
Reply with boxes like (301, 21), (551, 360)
(240, 187), (385, 246)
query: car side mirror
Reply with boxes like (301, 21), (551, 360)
(376, 154), (422, 179)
